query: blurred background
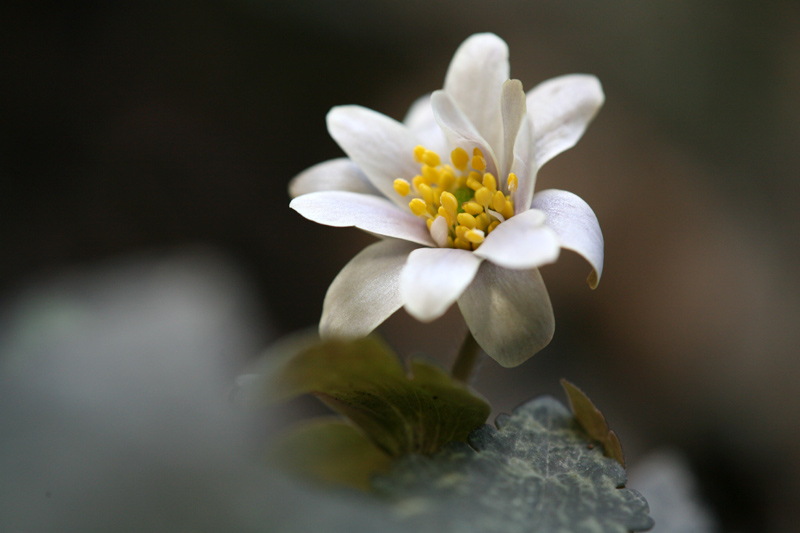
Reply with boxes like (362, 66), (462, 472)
(2, 1), (798, 530)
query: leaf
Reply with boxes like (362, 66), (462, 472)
(561, 379), (625, 467)
(373, 396), (654, 533)
(260, 337), (491, 457)
(268, 418), (393, 491)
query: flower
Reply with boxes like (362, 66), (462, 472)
(289, 33), (604, 367)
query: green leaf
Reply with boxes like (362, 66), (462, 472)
(269, 418), (393, 491)
(373, 396), (654, 532)
(261, 337), (491, 457)
(562, 379), (626, 467)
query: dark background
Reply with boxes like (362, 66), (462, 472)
(2, 1), (799, 530)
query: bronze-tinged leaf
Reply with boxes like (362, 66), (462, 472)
(561, 379), (625, 467)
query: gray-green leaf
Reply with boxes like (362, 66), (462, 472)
(373, 396), (654, 533)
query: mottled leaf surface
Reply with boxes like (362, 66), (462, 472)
(373, 396), (653, 532)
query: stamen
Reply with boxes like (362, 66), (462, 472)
(393, 178), (411, 196)
(492, 190), (506, 213)
(507, 173), (518, 193)
(454, 238), (471, 250)
(463, 201), (483, 216)
(474, 187), (492, 207)
(475, 213), (489, 231)
(482, 173), (497, 192)
(418, 183), (434, 206)
(422, 150), (441, 167)
(413, 145), (426, 163)
(471, 154), (486, 172)
(465, 228), (485, 244)
(457, 213), (477, 229)
(501, 199), (514, 219)
(451, 147), (469, 170)
(440, 191), (458, 220)
(487, 220), (500, 233)
(409, 198), (429, 217)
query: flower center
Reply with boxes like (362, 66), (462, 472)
(393, 146), (517, 250)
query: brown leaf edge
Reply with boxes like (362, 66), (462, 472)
(561, 379), (625, 468)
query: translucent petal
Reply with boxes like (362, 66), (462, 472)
(321, 239), (420, 338)
(327, 105), (420, 208)
(288, 158), (380, 198)
(403, 93), (448, 157)
(458, 264), (555, 367)
(400, 247), (482, 322)
(526, 74), (605, 168)
(290, 191), (435, 247)
(474, 209), (560, 269)
(531, 189), (604, 288)
(500, 80), (527, 179)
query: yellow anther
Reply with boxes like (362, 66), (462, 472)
(454, 237), (471, 250)
(501, 199), (514, 219)
(507, 173), (518, 193)
(413, 145), (426, 163)
(455, 225), (468, 241)
(487, 220), (500, 233)
(482, 173), (497, 192)
(393, 178), (411, 196)
(439, 169), (455, 191)
(465, 229), (485, 244)
(422, 150), (441, 167)
(473, 147), (484, 157)
(492, 190), (506, 212)
(421, 165), (440, 183)
(471, 155), (486, 172)
(476, 213), (490, 231)
(440, 191), (458, 218)
(426, 218), (434, 229)
(412, 175), (426, 192)
(466, 178), (483, 191)
(418, 183), (434, 205)
(446, 235), (454, 248)
(457, 212), (477, 229)
(456, 175), (468, 188)
(451, 147), (469, 170)
(409, 198), (428, 217)
(432, 188), (443, 207)
(463, 201), (484, 216)
(438, 206), (454, 226)
(474, 187), (492, 207)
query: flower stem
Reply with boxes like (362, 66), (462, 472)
(452, 330), (482, 384)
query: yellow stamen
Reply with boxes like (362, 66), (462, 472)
(487, 220), (500, 233)
(418, 183), (434, 206)
(440, 191), (458, 219)
(474, 187), (492, 207)
(455, 225), (468, 241)
(482, 173), (497, 192)
(465, 229), (485, 244)
(463, 201), (483, 216)
(413, 145), (426, 163)
(409, 198), (428, 217)
(457, 213), (477, 229)
(492, 190), (506, 213)
(422, 150), (440, 167)
(466, 178), (483, 191)
(471, 154), (486, 172)
(421, 165), (439, 183)
(426, 218), (434, 229)
(451, 147), (469, 170)
(439, 169), (455, 191)
(454, 237), (471, 250)
(393, 178), (411, 196)
(507, 173), (518, 193)
(501, 199), (514, 219)
(412, 175), (426, 192)
(476, 213), (489, 231)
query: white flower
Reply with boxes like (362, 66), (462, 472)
(289, 33), (604, 367)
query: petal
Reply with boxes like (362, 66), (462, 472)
(327, 105), (420, 208)
(458, 263), (555, 367)
(473, 209), (561, 269)
(400, 247), (482, 322)
(531, 189), (604, 288)
(500, 79), (527, 179)
(290, 191), (435, 246)
(444, 33), (509, 156)
(321, 239), (420, 338)
(429, 215), (449, 248)
(526, 74), (605, 168)
(288, 158), (380, 198)
(511, 113), (536, 215)
(403, 93), (448, 156)
(430, 90), (500, 177)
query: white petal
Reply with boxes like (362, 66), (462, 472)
(531, 189), (604, 288)
(321, 239), (420, 338)
(511, 114), (536, 215)
(474, 209), (560, 269)
(430, 90), (500, 177)
(288, 158), (380, 198)
(458, 263), (555, 367)
(403, 93), (448, 156)
(327, 105), (420, 208)
(400, 247), (482, 322)
(429, 215), (449, 248)
(290, 191), (435, 247)
(444, 33), (509, 156)
(500, 80), (527, 179)
(526, 74), (605, 168)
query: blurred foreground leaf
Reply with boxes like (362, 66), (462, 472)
(562, 379), (625, 467)
(373, 396), (654, 533)
(269, 418), (393, 491)
(261, 337), (491, 457)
